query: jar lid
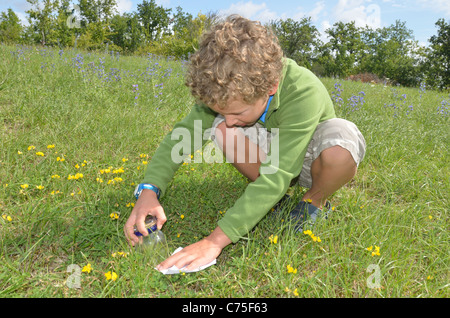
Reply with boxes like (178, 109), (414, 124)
(134, 215), (157, 236)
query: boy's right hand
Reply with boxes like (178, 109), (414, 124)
(124, 189), (167, 246)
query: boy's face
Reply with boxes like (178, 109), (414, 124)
(209, 85), (278, 128)
(210, 96), (269, 128)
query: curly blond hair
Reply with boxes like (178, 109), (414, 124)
(185, 15), (284, 109)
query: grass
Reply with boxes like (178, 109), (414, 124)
(0, 44), (448, 298)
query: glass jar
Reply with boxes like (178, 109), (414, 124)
(134, 215), (166, 247)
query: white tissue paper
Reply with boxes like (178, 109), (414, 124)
(155, 247), (217, 275)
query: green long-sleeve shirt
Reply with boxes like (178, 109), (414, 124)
(142, 58), (336, 243)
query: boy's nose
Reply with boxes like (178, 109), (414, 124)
(225, 116), (238, 127)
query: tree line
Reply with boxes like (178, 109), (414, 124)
(1, 0), (449, 90)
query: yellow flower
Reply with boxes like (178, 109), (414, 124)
(366, 246), (373, 251)
(27, 145), (35, 151)
(67, 173), (83, 180)
(75, 164), (80, 169)
(110, 212), (119, 220)
(112, 251), (128, 258)
(293, 288), (299, 296)
(428, 215), (433, 220)
(17, 151), (23, 155)
(105, 271), (118, 281)
(303, 230), (321, 243)
(142, 161), (148, 165)
(2, 214), (12, 222)
(180, 214), (185, 219)
(371, 246), (381, 257)
(122, 158), (128, 162)
(269, 234), (278, 244)
(82, 263), (92, 273)
(286, 264), (297, 274)
(56, 156), (65, 162)
(47, 144), (55, 149)
(20, 184), (29, 189)
(51, 175), (61, 179)
(36, 185), (44, 190)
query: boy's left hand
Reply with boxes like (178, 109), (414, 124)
(156, 226), (231, 271)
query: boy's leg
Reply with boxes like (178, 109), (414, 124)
(212, 118), (366, 211)
(298, 118), (366, 210)
(213, 121), (266, 182)
(301, 146), (357, 209)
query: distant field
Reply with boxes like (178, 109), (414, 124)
(0, 44), (448, 298)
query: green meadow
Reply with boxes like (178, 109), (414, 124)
(0, 44), (448, 298)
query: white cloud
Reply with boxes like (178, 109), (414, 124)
(417, 0), (450, 16)
(309, 1), (326, 22)
(218, 1), (278, 23)
(16, 11), (29, 26)
(218, 0), (328, 24)
(332, 0), (381, 28)
(115, 0), (133, 13)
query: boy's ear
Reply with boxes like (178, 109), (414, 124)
(269, 82), (279, 95)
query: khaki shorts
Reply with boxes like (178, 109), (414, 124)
(211, 116), (366, 189)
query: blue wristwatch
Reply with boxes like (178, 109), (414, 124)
(134, 183), (160, 200)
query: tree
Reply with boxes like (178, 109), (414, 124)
(361, 20), (422, 86)
(425, 19), (450, 90)
(78, 0), (117, 25)
(323, 21), (366, 78)
(53, 0), (76, 47)
(137, 0), (171, 42)
(142, 11), (219, 59)
(26, 0), (59, 45)
(109, 12), (143, 53)
(171, 6), (193, 35)
(76, 0), (117, 50)
(0, 8), (23, 44)
(270, 17), (321, 70)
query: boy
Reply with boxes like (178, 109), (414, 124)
(124, 15), (366, 271)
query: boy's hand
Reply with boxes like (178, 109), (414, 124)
(156, 226), (231, 271)
(124, 189), (167, 246)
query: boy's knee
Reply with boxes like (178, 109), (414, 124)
(318, 146), (357, 170)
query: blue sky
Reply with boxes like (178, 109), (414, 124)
(2, 0), (449, 45)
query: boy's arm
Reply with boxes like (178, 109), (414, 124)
(141, 103), (216, 197)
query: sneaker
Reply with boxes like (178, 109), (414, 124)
(289, 200), (332, 232)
